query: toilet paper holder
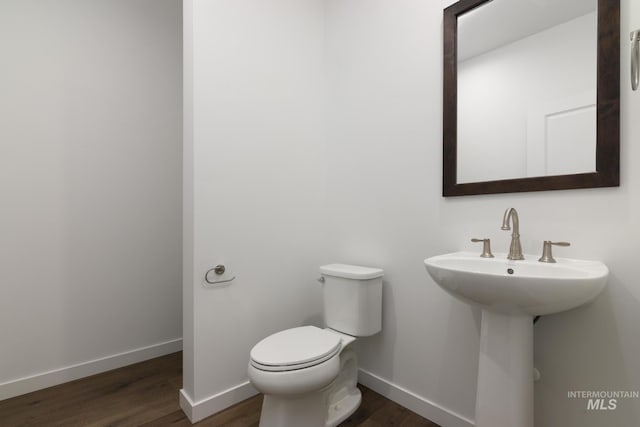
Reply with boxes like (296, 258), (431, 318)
(204, 264), (236, 286)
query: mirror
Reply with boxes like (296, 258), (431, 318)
(443, 0), (620, 196)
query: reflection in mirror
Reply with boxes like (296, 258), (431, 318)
(442, 0), (620, 197)
(457, 0), (597, 183)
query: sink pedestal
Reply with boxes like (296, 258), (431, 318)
(475, 310), (533, 427)
(424, 252), (609, 427)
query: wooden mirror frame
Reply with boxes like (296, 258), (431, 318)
(443, 0), (620, 196)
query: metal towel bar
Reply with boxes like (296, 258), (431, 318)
(632, 30), (640, 91)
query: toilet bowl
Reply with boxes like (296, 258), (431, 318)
(248, 326), (360, 427)
(248, 264), (383, 427)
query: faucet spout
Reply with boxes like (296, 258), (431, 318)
(501, 209), (512, 231)
(502, 208), (524, 260)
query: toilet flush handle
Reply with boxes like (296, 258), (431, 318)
(317, 276), (325, 284)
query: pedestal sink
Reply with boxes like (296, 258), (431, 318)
(424, 252), (608, 427)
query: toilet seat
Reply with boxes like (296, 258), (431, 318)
(250, 326), (342, 372)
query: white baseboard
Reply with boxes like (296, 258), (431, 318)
(180, 381), (258, 423)
(358, 368), (475, 427)
(179, 369), (473, 426)
(0, 338), (183, 401)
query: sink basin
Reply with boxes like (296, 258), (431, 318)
(424, 251), (608, 315)
(423, 251), (609, 427)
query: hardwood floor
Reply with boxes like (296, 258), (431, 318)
(0, 352), (440, 427)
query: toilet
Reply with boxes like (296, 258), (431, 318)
(248, 263), (384, 427)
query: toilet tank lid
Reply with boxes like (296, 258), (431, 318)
(320, 264), (384, 279)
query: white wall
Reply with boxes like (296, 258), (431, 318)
(325, 1), (640, 426)
(324, 1), (479, 422)
(0, 0), (182, 399)
(182, 0), (329, 419)
(185, 0), (640, 426)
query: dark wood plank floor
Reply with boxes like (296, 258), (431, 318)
(0, 352), (439, 427)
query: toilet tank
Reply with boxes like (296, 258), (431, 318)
(320, 264), (383, 337)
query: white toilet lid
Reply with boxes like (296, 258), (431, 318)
(250, 326), (341, 372)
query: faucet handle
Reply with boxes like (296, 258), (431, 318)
(538, 241), (570, 263)
(471, 238), (494, 258)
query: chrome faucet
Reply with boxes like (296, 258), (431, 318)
(501, 208), (524, 260)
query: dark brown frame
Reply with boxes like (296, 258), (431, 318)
(443, 0), (620, 196)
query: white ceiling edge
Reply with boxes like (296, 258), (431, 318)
(458, 0), (597, 61)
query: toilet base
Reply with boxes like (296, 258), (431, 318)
(258, 347), (360, 427)
(259, 389), (328, 427)
(258, 386), (361, 427)
(324, 346), (360, 427)
(326, 386), (361, 427)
